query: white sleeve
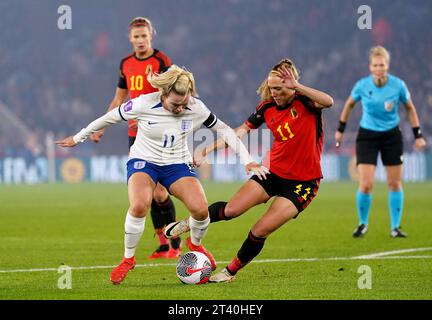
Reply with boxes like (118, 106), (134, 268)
(73, 107), (123, 144)
(211, 119), (254, 165)
(117, 96), (147, 120)
(193, 99), (214, 127)
(73, 96), (147, 144)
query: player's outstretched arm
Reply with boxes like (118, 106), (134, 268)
(208, 120), (269, 180)
(194, 123), (251, 165)
(90, 88), (129, 143)
(56, 107), (124, 148)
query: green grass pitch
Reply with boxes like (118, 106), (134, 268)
(0, 181), (431, 300)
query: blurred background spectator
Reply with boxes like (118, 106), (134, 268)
(0, 0), (431, 157)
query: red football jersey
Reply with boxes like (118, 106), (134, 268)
(117, 49), (172, 137)
(245, 95), (324, 181)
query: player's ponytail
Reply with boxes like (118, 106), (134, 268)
(147, 64), (198, 97)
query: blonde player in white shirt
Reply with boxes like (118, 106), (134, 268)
(56, 65), (269, 285)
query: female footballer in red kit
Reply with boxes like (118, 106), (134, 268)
(164, 59), (334, 282)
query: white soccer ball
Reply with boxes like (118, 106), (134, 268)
(176, 251), (212, 284)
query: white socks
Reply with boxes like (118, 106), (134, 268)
(189, 215), (210, 246)
(124, 211), (146, 259)
(123, 212), (208, 257)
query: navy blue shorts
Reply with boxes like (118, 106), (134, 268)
(127, 158), (197, 191)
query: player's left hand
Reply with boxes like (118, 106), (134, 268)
(414, 137), (427, 151)
(55, 136), (77, 147)
(278, 65), (298, 89)
(245, 162), (270, 180)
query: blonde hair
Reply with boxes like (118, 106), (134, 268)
(147, 65), (198, 97)
(257, 58), (300, 101)
(369, 46), (390, 64)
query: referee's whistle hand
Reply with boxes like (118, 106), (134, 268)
(414, 137), (427, 151)
(335, 131), (343, 148)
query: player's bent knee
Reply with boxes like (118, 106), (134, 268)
(153, 186), (169, 203)
(153, 193), (169, 204)
(189, 204), (209, 221)
(129, 202), (150, 217)
(224, 203), (244, 219)
(250, 226), (271, 239)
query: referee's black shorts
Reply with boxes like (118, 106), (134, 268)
(356, 126), (403, 166)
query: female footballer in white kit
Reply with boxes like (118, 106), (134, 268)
(56, 65), (269, 285)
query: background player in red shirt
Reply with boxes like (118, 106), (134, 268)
(164, 59), (333, 282)
(90, 17), (181, 259)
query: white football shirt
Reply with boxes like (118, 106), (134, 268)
(119, 92), (216, 165)
(73, 91), (254, 165)
(74, 92), (218, 165)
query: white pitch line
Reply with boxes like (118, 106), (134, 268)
(350, 247), (432, 259)
(251, 255), (432, 264)
(0, 263), (176, 274)
(1, 248), (432, 274)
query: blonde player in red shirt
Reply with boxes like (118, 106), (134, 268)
(164, 59), (334, 282)
(90, 17), (181, 259)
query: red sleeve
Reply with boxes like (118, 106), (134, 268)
(244, 120), (257, 129)
(256, 99), (273, 111)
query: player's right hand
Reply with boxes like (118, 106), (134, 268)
(55, 136), (77, 148)
(90, 130), (104, 143)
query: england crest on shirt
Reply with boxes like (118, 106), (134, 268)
(181, 119), (193, 132)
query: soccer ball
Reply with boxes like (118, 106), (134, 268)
(176, 251), (212, 284)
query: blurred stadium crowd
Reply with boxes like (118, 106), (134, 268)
(1, 0), (431, 158)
